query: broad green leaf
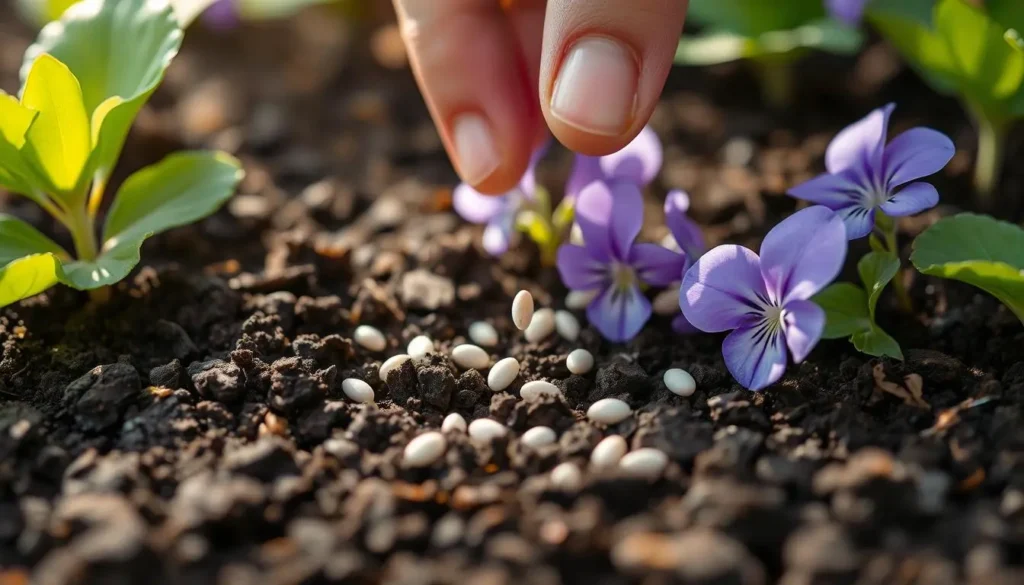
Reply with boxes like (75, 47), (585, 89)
(239, 0), (334, 20)
(870, 11), (959, 95)
(858, 251), (900, 321)
(103, 151), (243, 247)
(60, 237), (144, 290)
(0, 253), (63, 308)
(22, 0), (183, 183)
(0, 92), (43, 196)
(676, 32), (754, 65)
(911, 213), (1024, 322)
(814, 283), (871, 339)
(516, 210), (553, 247)
(852, 327), (904, 360)
(868, 0), (936, 24)
(552, 197), (575, 234)
(989, 0), (1024, 41)
(170, 0), (220, 26)
(0, 214), (68, 265)
(14, 0), (78, 26)
(18, 54), (91, 197)
(676, 21), (861, 65)
(687, 0), (826, 37)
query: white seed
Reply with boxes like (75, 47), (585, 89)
(511, 290), (534, 330)
(353, 325), (387, 352)
(468, 418), (507, 441)
(407, 335), (434, 358)
(587, 398), (632, 425)
(403, 432), (447, 468)
(487, 357), (520, 392)
(520, 426), (557, 448)
(618, 448), (669, 479)
(663, 368), (697, 397)
(550, 462), (583, 491)
(520, 380), (561, 401)
(379, 354), (411, 382)
(652, 285), (682, 316)
(569, 223), (584, 245)
(554, 310), (580, 342)
(590, 435), (628, 468)
(565, 289), (598, 310)
(341, 378), (374, 404)
(441, 413), (467, 433)
(566, 349), (594, 375)
(525, 308), (555, 343)
(468, 321), (499, 347)
(451, 344), (490, 370)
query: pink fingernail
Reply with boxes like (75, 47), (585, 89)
(452, 113), (500, 185)
(551, 37), (637, 136)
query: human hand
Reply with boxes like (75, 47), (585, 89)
(392, 0), (688, 193)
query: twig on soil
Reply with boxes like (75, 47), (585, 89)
(872, 363), (930, 409)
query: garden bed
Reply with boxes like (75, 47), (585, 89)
(2, 5), (1024, 584)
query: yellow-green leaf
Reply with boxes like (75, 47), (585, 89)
(0, 253), (63, 308)
(19, 54), (91, 197)
(0, 91), (43, 196)
(0, 214), (68, 266)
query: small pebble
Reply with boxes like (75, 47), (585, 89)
(403, 432), (447, 468)
(341, 378), (374, 404)
(525, 308), (555, 343)
(487, 357), (520, 392)
(554, 310), (580, 341)
(663, 368), (697, 397)
(468, 418), (507, 441)
(520, 426), (557, 448)
(468, 321), (499, 347)
(590, 435), (628, 468)
(451, 344), (490, 370)
(353, 325), (387, 352)
(618, 448), (669, 479)
(565, 289), (598, 310)
(550, 462), (583, 491)
(407, 335), (434, 358)
(520, 380), (561, 401)
(652, 285), (682, 316)
(379, 354), (411, 382)
(566, 349), (594, 375)
(512, 290), (534, 330)
(587, 398), (632, 425)
(441, 413), (467, 433)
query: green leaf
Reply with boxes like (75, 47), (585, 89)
(988, 0), (1024, 46)
(18, 54), (91, 197)
(0, 214), (68, 266)
(687, 0), (826, 37)
(870, 10), (959, 95)
(911, 213), (1024, 322)
(169, 0), (220, 26)
(814, 282), (872, 339)
(0, 253), (63, 308)
(0, 91), (43, 196)
(676, 20), (861, 65)
(852, 326), (905, 360)
(868, 0), (936, 24)
(676, 32), (755, 65)
(858, 251), (900, 321)
(516, 210), (553, 248)
(22, 0), (183, 183)
(551, 197), (576, 234)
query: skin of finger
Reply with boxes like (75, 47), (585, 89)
(505, 0), (550, 151)
(539, 0), (688, 155)
(394, 0), (542, 193)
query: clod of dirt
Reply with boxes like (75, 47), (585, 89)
(65, 363), (142, 432)
(189, 359), (246, 403)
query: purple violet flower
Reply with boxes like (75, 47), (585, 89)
(825, 0), (867, 26)
(664, 190), (707, 334)
(557, 181), (685, 342)
(788, 103), (954, 240)
(203, 0), (240, 29)
(566, 125), (663, 199)
(453, 148), (543, 256)
(680, 206), (847, 390)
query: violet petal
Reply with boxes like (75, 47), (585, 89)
(575, 181), (643, 262)
(672, 312), (700, 335)
(759, 206), (847, 305)
(680, 244), (768, 333)
(664, 190), (706, 259)
(482, 210), (516, 256)
(787, 170), (866, 209)
(835, 204), (876, 240)
(630, 243), (686, 287)
(826, 0), (867, 26)
(782, 299), (825, 363)
(882, 127), (955, 188)
(722, 320), (789, 391)
(879, 182), (939, 217)
(825, 103), (894, 176)
(453, 183), (509, 224)
(598, 126), (663, 187)
(566, 155), (603, 200)
(557, 244), (610, 290)
(587, 283), (652, 342)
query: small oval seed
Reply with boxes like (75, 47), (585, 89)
(566, 349), (594, 375)
(664, 368), (697, 397)
(468, 418), (507, 441)
(550, 462), (583, 491)
(618, 448), (669, 479)
(512, 290), (535, 330)
(520, 380), (561, 401)
(353, 325), (387, 352)
(520, 426), (557, 448)
(341, 378), (374, 403)
(407, 335), (434, 358)
(565, 289), (598, 310)
(554, 310), (580, 342)
(441, 413), (467, 433)
(525, 308), (555, 343)
(379, 354), (411, 382)
(587, 398), (632, 425)
(451, 344), (490, 370)
(590, 435), (627, 468)
(403, 432), (447, 468)
(468, 321), (499, 347)
(652, 285), (682, 316)
(487, 357), (520, 392)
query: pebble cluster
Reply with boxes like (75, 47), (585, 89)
(351, 289), (698, 484)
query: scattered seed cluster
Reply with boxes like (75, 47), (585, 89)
(354, 289), (699, 479)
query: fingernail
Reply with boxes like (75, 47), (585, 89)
(551, 37), (637, 136)
(452, 113), (500, 185)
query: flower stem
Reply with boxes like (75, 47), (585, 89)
(67, 205), (98, 263)
(87, 175), (107, 220)
(973, 114), (1006, 209)
(879, 213), (913, 314)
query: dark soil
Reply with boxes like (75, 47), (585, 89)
(3, 5), (1024, 585)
